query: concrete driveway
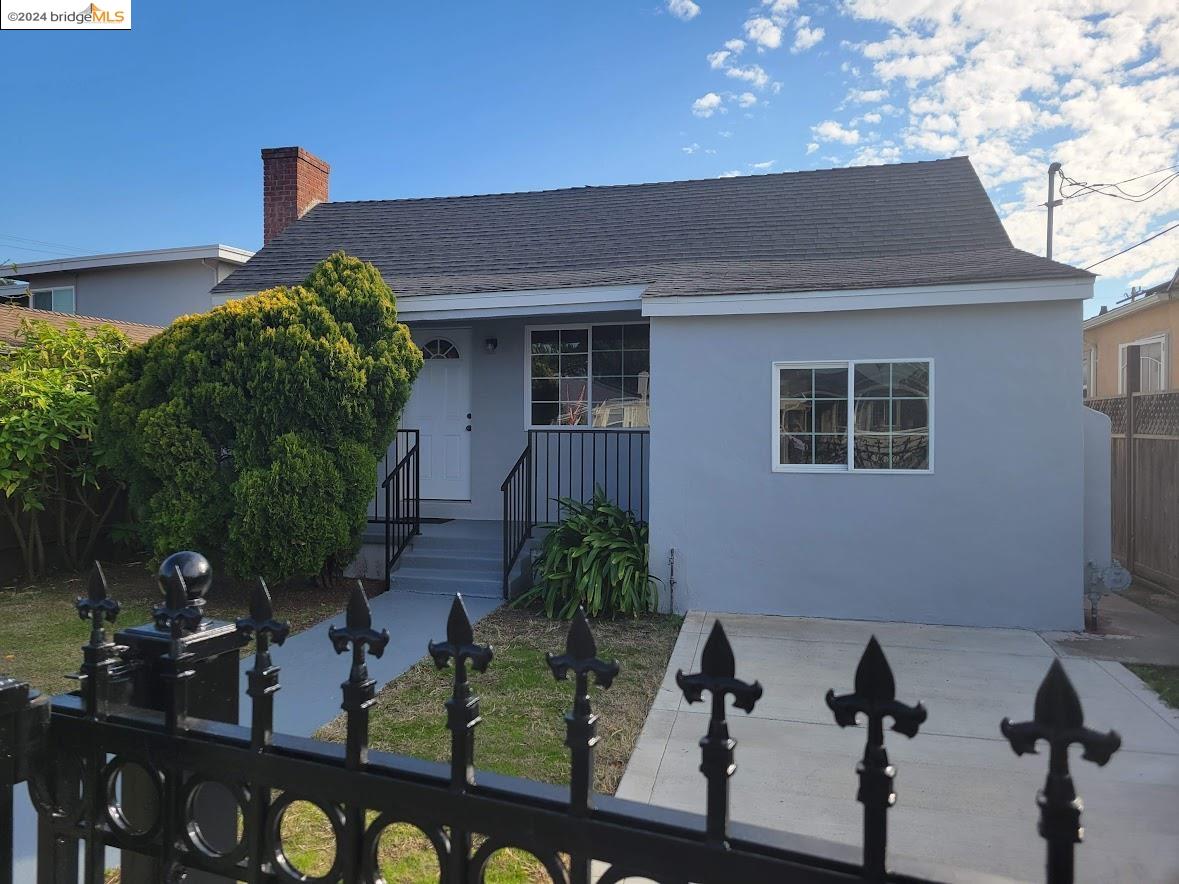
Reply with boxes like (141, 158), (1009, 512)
(617, 612), (1179, 883)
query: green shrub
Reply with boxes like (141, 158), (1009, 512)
(96, 252), (422, 582)
(517, 489), (658, 619)
(0, 319), (130, 577)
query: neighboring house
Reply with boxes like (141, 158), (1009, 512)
(1082, 268), (1179, 398)
(214, 146), (1094, 629)
(0, 303), (162, 347)
(0, 244), (253, 327)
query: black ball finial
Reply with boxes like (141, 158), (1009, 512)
(158, 551), (212, 603)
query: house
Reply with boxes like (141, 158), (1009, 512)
(0, 244), (253, 327)
(1082, 268), (1178, 398)
(213, 146), (1095, 630)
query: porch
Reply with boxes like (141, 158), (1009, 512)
(365, 312), (652, 597)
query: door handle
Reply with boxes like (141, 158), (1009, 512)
(466, 425), (472, 431)
(467, 413), (472, 419)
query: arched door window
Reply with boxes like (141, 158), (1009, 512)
(422, 339), (460, 360)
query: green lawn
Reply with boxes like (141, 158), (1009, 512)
(1128, 664), (1179, 709)
(0, 561), (379, 694)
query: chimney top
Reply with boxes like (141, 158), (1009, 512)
(262, 146), (330, 244)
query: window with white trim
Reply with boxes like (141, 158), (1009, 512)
(1082, 347), (1095, 399)
(1119, 335), (1167, 393)
(31, 286), (75, 314)
(773, 360), (931, 472)
(527, 323), (650, 428)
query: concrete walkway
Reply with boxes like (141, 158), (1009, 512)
(242, 588), (500, 737)
(1042, 592), (1179, 666)
(618, 611), (1179, 883)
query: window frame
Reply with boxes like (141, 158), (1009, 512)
(523, 320), (651, 430)
(1118, 334), (1167, 393)
(771, 358), (934, 475)
(30, 285), (76, 314)
(1082, 345), (1096, 399)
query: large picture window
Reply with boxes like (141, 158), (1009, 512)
(773, 360), (931, 472)
(31, 286), (75, 314)
(528, 323), (650, 428)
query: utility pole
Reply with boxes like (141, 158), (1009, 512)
(1045, 162), (1062, 260)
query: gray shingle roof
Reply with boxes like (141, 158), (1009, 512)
(213, 157), (1092, 299)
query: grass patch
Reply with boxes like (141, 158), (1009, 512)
(0, 561), (378, 694)
(308, 606), (682, 882)
(1127, 664), (1179, 709)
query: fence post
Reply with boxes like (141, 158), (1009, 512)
(1124, 345), (1140, 578)
(115, 552), (248, 884)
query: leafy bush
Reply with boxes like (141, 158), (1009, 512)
(517, 489), (658, 619)
(0, 319), (130, 577)
(96, 252), (422, 582)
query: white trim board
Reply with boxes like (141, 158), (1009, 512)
(1083, 293), (1167, 330)
(0, 245), (254, 278)
(642, 277), (1092, 317)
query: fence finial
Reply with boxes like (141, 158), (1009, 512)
(826, 635), (926, 880)
(236, 578), (290, 751)
(329, 582), (389, 772)
(1001, 659), (1120, 884)
(676, 620), (762, 846)
(76, 561), (119, 646)
(547, 607), (619, 821)
(428, 594), (493, 791)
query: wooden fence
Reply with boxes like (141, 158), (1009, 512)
(1086, 389), (1179, 593)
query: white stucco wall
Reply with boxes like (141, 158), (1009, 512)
(647, 298), (1086, 630)
(19, 259), (237, 326)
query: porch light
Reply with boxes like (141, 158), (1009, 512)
(484, 337), (498, 354)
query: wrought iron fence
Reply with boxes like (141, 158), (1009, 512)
(0, 552), (1122, 884)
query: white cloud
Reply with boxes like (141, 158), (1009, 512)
(667, 0), (700, 22)
(812, 119), (862, 145)
(717, 169), (743, 178)
(744, 17), (782, 49)
(682, 143), (701, 154)
(725, 64), (770, 88)
(707, 50), (731, 69)
(806, 142), (820, 154)
(750, 160), (776, 170)
(691, 92), (724, 118)
(846, 88), (888, 103)
(859, 112), (882, 124)
(761, 0), (797, 15)
(724, 38), (746, 53)
(792, 24), (825, 52)
(736, 91), (758, 108)
(718, 130), (733, 138)
(838, 0), (1179, 283)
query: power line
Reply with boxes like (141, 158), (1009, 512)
(0, 231), (95, 252)
(1060, 170), (1178, 203)
(1084, 222), (1179, 271)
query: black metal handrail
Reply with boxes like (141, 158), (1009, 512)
(380, 429), (420, 592)
(529, 428), (649, 525)
(500, 429), (650, 599)
(500, 443), (531, 599)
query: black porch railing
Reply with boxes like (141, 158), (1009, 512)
(377, 428), (420, 592)
(0, 553), (1123, 883)
(501, 429), (649, 598)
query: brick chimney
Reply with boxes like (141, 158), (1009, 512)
(261, 146), (330, 244)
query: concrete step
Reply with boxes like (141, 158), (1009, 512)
(391, 571), (502, 599)
(408, 533), (501, 555)
(417, 520), (502, 540)
(398, 553), (501, 573)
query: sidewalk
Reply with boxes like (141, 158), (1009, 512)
(1040, 592), (1179, 666)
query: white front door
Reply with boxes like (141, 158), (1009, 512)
(401, 328), (473, 500)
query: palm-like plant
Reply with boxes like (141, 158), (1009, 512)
(517, 488), (659, 619)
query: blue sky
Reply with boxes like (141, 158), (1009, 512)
(2, 1), (1175, 316)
